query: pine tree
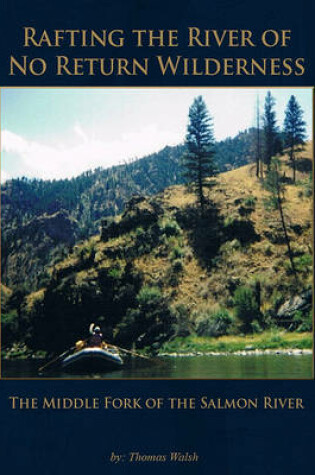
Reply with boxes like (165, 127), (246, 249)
(255, 95), (262, 178)
(284, 95), (306, 183)
(263, 91), (282, 172)
(263, 158), (297, 283)
(183, 96), (216, 213)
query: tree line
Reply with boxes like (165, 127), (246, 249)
(2, 126), (263, 292)
(183, 92), (307, 214)
(182, 92), (308, 283)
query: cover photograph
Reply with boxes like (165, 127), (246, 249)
(0, 1), (314, 474)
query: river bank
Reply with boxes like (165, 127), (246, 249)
(159, 349), (312, 357)
(1, 343), (47, 361)
(158, 331), (313, 356)
(2, 331), (312, 360)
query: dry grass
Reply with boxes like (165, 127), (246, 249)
(41, 143), (312, 320)
(25, 289), (45, 312)
(158, 143), (313, 312)
(1, 284), (12, 301)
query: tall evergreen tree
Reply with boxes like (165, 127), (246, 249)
(256, 95), (261, 178)
(183, 96), (216, 213)
(263, 158), (297, 283)
(263, 91), (282, 172)
(284, 95), (306, 183)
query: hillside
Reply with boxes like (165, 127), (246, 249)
(1, 129), (258, 291)
(1, 144), (185, 290)
(7, 143), (312, 354)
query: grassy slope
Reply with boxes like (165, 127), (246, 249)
(136, 144), (312, 312)
(25, 144), (313, 352)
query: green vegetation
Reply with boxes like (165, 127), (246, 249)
(284, 95), (307, 182)
(2, 131), (261, 291)
(117, 285), (173, 348)
(170, 246), (185, 260)
(183, 96), (216, 213)
(291, 310), (313, 333)
(1, 94), (312, 359)
(263, 158), (297, 280)
(3, 166), (312, 357)
(233, 286), (261, 333)
(294, 254), (312, 274)
(159, 331), (312, 355)
(195, 307), (234, 337)
(161, 219), (182, 237)
(263, 91), (282, 170)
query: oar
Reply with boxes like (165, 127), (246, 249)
(108, 343), (162, 364)
(38, 345), (76, 374)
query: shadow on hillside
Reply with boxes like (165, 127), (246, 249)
(223, 218), (260, 246)
(176, 202), (223, 268)
(284, 157), (312, 178)
(176, 201), (261, 269)
(293, 157), (312, 172)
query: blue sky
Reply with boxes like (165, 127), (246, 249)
(1, 88), (312, 182)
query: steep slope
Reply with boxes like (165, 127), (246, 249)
(1, 144), (185, 290)
(1, 129), (259, 291)
(17, 144), (312, 353)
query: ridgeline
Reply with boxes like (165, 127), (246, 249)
(1, 128), (259, 292)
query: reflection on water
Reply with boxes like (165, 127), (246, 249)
(1, 354), (313, 379)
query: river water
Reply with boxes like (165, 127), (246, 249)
(2, 354), (313, 379)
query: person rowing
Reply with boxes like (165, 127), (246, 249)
(88, 323), (104, 348)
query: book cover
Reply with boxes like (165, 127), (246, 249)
(0, 0), (314, 473)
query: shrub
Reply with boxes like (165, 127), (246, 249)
(134, 227), (146, 244)
(167, 259), (184, 287)
(162, 219), (181, 237)
(2, 310), (19, 346)
(137, 286), (163, 306)
(244, 196), (257, 207)
(250, 321), (263, 333)
(233, 286), (260, 333)
(172, 259), (184, 273)
(172, 304), (192, 337)
(135, 226), (145, 237)
(195, 307), (234, 337)
(108, 263), (123, 280)
(198, 282), (210, 299)
(238, 196), (256, 217)
(117, 285), (173, 348)
(291, 310), (313, 332)
(170, 246), (185, 260)
(294, 254), (312, 274)
(264, 244), (273, 256)
(291, 244), (307, 257)
(270, 290), (285, 311)
(303, 173), (312, 197)
(224, 216), (235, 228)
(297, 312), (313, 333)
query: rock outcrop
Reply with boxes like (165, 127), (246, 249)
(276, 289), (312, 319)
